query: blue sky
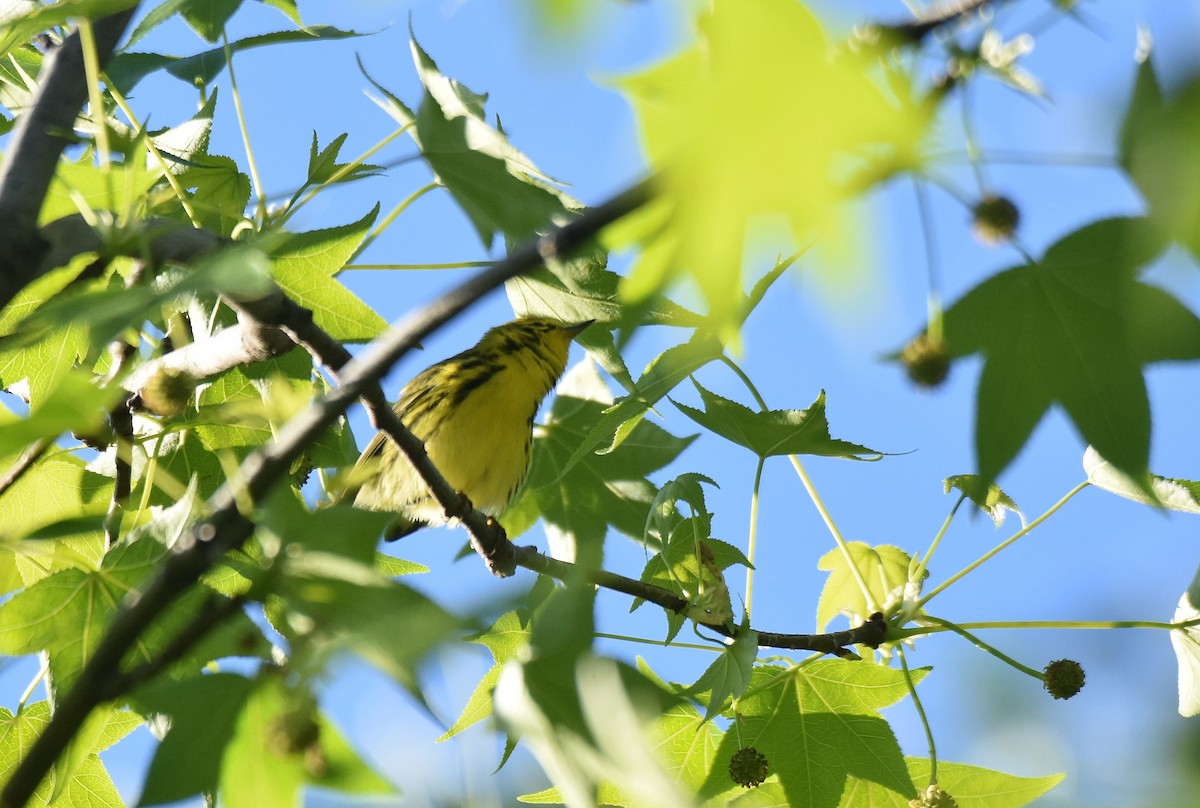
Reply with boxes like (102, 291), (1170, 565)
(12, 0), (1200, 805)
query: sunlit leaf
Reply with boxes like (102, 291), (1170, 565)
(1084, 446), (1200, 514)
(1170, 564), (1200, 717)
(944, 474), (1022, 527)
(0, 701), (125, 808)
(699, 659), (922, 806)
(838, 757), (1064, 807)
(270, 206), (387, 342)
(618, 0), (922, 339)
(817, 543), (913, 632)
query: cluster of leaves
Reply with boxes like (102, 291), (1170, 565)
(0, 1), (1199, 807)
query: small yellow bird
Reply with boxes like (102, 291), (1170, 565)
(349, 317), (591, 540)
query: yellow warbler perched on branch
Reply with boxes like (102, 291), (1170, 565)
(348, 317), (592, 540)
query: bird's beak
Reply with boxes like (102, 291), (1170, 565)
(566, 320), (595, 337)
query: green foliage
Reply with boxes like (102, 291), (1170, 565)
(940, 217), (1196, 486)
(674, 381), (882, 461)
(1, 0), (1198, 805)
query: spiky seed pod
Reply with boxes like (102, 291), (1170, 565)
(1043, 658), (1086, 700)
(140, 366), (196, 417)
(728, 746), (770, 788)
(971, 194), (1020, 245)
(900, 333), (951, 389)
(910, 784), (959, 807)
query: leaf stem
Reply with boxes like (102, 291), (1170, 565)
(594, 632), (722, 653)
(222, 32), (266, 224)
(911, 494), (964, 586)
(18, 656), (49, 710)
(352, 179), (441, 261)
(919, 616), (1044, 681)
(899, 647), (937, 784)
(790, 454), (878, 613)
(745, 456), (764, 617)
(917, 481), (1090, 608)
(106, 83), (202, 228)
(895, 616), (1200, 638)
(76, 19), (113, 210)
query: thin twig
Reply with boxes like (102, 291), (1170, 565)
(0, 438), (54, 498)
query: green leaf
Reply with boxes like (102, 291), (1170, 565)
(5, 245), (275, 360)
(107, 27), (363, 93)
(172, 154), (251, 235)
(943, 474), (1022, 527)
(838, 757), (1064, 807)
(506, 249), (702, 392)
(520, 699), (725, 807)
(0, 513), (262, 694)
(500, 655), (687, 807)
(816, 543), (914, 632)
(219, 676), (306, 808)
(150, 88), (218, 174)
(0, 701), (126, 807)
(1121, 57), (1200, 259)
(41, 154), (161, 224)
(942, 217), (1188, 487)
(0, 371), (122, 458)
(441, 610), (533, 743)
(306, 131), (385, 186)
(0, 452), (111, 548)
(0, 257), (93, 404)
(440, 663), (504, 744)
(277, 552), (460, 687)
(674, 381), (882, 460)
(313, 711), (396, 796)
(555, 332), (723, 481)
(1084, 446), (1200, 514)
(504, 360), (694, 566)
(1171, 564), (1200, 717)
(0, 0), (141, 55)
(270, 206), (387, 342)
(133, 673), (254, 806)
(377, 32), (574, 246)
(699, 659), (922, 806)
(617, 0), (923, 340)
(686, 629), (758, 722)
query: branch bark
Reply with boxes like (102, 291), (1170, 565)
(0, 7), (139, 310)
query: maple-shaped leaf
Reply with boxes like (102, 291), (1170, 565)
(700, 659), (922, 807)
(366, 32), (574, 247)
(270, 207), (387, 342)
(839, 757), (1063, 807)
(617, 0), (923, 339)
(817, 543), (914, 633)
(1120, 54), (1200, 259)
(673, 380), (882, 460)
(942, 217), (1200, 488)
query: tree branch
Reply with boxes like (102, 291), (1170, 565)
(0, 6), (139, 311)
(0, 178), (654, 808)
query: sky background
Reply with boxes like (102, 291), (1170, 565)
(7, 0), (1200, 805)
